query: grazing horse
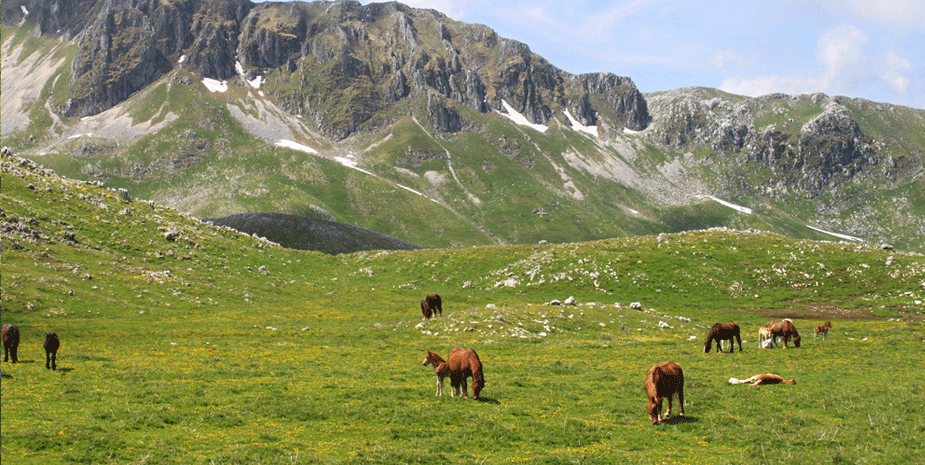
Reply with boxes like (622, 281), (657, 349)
(421, 294), (442, 319)
(766, 319), (801, 348)
(645, 362), (685, 425)
(44, 332), (60, 370)
(703, 322), (742, 353)
(422, 350), (451, 396)
(758, 326), (777, 348)
(2, 324), (20, 363)
(814, 321), (831, 341)
(447, 347), (485, 400)
(729, 373), (796, 386)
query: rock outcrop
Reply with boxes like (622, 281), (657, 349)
(3, 0), (649, 139)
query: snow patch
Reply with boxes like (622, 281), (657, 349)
(202, 78), (228, 93)
(703, 195), (752, 214)
(21, 5), (29, 16)
(564, 110), (598, 137)
(178, 55), (186, 64)
(623, 127), (641, 135)
(807, 225), (864, 242)
(498, 100), (548, 133)
(68, 133), (94, 140)
(274, 140), (317, 154)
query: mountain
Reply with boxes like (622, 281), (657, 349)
(3, 0), (924, 252)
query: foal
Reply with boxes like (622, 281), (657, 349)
(814, 321), (831, 341)
(422, 351), (450, 396)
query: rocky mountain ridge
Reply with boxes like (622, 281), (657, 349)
(3, 0), (924, 251)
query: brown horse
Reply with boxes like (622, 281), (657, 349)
(729, 373), (796, 386)
(448, 347), (484, 400)
(814, 321), (831, 341)
(44, 332), (60, 370)
(645, 362), (685, 425)
(2, 324), (20, 364)
(766, 319), (801, 348)
(703, 322), (742, 353)
(421, 294), (442, 319)
(422, 350), (451, 396)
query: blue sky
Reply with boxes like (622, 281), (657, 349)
(257, 1), (924, 109)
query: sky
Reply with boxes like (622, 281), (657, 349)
(313, 0), (924, 109)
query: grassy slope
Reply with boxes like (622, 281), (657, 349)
(3, 150), (925, 464)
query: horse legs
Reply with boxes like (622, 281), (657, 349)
(48, 351), (57, 370)
(435, 375), (444, 396)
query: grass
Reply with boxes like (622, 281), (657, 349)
(3, 148), (925, 464)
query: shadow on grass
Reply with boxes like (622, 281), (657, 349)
(661, 415), (698, 425)
(475, 396), (501, 405)
(57, 367), (75, 373)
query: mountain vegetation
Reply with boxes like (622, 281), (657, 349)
(3, 145), (925, 463)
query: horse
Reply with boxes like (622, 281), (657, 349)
(44, 332), (60, 370)
(765, 319), (801, 348)
(814, 321), (831, 341)
(729, 373), (796, 386)
(757, 326), (777, 348)
(645, 362), (685, 425)
(703, 322), (742, 353)
(447, 347), (484, 400)
(421, 294), (442, 319)
(422, 350), (451, 396)
(2, 324), (20, 364)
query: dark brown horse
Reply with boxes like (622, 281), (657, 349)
(814, 321), (831, 341)
(448, 347), (484, 400)
(766, 319), (801, 348)
(2, 324), (20, 364)
(422, 350), (451, 396)
(44, 332), (60, 370)
(421, 294), (442, 319)
(703, 322), (742, 353)
(645, 362), (685, 425)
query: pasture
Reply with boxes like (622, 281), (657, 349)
(3, 154), (925, 463)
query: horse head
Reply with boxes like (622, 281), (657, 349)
(647, 397), (663, 424)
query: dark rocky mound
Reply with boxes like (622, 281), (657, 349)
(206, 212), (421, 255)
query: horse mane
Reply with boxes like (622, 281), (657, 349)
(426, 350), (447, 365)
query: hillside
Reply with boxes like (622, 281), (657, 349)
(205, 211), (421, 254)
(2, 0), (924, 252)
(3, 145), (925, 463)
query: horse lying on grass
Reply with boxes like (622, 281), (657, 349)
(703, 322), (742, 353)
(728, 374), (796, 386)
(814, 321), (831, 340)
(645, 362), (685, 425)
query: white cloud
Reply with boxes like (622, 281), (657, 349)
(717, 24), (910, 101)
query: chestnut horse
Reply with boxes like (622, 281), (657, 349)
(422, 350), (451, 396)
(645, 362), (685, 425)
(421, 294), (442, 319)
(703, 322), (742, 353)
(814, 321), (831, 341)
(448, 347), (484, 400)
(44, 332), (60, 370)
(766, 319), (801, 348)
(2, 324), (20, 364)
(729, 373), (796, 386)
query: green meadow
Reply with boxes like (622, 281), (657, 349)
(2, 152), (925, 464)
